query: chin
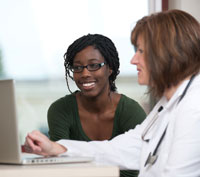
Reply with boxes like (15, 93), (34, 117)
(138, 79), (148, 85)
(82, 90), (98, 98)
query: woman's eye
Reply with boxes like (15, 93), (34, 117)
(90, 63), (97, 67)
(134, 46), (144, 54)
(138, 49), (144, 53)
(89, 64), (98, 68)
(74, 66), (81, 69)
(72, 66), (82, 71)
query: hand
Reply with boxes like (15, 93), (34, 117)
(23, 130), (67, 156)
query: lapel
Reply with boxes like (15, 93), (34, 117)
(142, 77), (195, 168)
(142, 97), (167, 143)
(145, 108), (169, 155)
(143, 84), (186, 167)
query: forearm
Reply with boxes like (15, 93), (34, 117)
(49, 141), (67, 156)
(57, 129), (142, 170)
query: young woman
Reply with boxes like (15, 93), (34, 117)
(46, 34), (146, 177)
(24, 10), (200, 177)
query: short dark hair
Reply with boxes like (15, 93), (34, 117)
(131, 9), (200, 98)
(64, 34), (120, 92)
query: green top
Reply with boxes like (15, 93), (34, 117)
(48, 93), (146, 177)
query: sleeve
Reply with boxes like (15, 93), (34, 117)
(57, 123), (145, 170)
(118, 95), (146, 132)
(47, 96), (73, 141)
(162, 91), (200, 177)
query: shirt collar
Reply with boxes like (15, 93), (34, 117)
(163, 76), (195, 110)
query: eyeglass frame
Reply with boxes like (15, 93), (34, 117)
(69, 62), (106, 73)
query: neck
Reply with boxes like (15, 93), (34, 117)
(78, 90), (115, 113)
(164, 86), (179, 101)
(164, 75), (192, 101)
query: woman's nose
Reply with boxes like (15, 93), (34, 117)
(130, 53), (138, 65)
(81, 67), (91, 77)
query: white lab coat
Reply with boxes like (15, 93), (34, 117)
(58, 73), (200, 177)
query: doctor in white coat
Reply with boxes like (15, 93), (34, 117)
(25, 9), (200, 177)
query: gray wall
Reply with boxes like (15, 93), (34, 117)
(169, 0), (200, 22)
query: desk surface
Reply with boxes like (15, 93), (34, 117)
(0, 162), (119, 177)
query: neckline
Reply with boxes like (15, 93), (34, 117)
(73, 93), (124, 141)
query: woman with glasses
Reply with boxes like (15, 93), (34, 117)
(47, 34), (146, 177)
(24, 10), (200, 177)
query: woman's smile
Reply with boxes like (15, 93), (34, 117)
(82, 82), (95, 90)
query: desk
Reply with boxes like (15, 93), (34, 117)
(0, 162), (119, 177)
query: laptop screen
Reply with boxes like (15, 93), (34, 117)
(0, 79), (22, 163)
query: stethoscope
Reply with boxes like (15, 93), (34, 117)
(143, 74), (196, 167)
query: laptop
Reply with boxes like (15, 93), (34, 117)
(0, 79), (93, 165)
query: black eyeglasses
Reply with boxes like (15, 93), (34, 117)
(70, 62), (106, 73)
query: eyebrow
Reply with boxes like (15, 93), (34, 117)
(73, 58), (102, 64)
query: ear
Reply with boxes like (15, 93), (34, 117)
(109, 68), (113, 76)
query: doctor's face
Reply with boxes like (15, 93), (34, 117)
(130, 36), (149, 85)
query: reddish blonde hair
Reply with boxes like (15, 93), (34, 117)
(131, 9), (200, 98)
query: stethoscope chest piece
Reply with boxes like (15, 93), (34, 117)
(144, 152), (158, 167)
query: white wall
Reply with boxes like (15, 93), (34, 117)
(0, 0), (148, 80)
(149, 0), (162, 13)
(169, 0), (200, 22)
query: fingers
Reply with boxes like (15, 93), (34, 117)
(27, 135), (42, 152)
(24, 130), (54, 156)
(23, 130), (60, 156)
(28, 130), (49, 144)
(23, 145), (33, 153)
(24, 137), (40, 155)
(23, 130), (43, 154)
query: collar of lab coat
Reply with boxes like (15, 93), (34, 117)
(142, 77), (194, 148)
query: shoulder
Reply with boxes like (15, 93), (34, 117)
(172, 76), (200, 137)
(117, 94), (146, 124)
(120, 94), (146, 115)
(120, 94), (138, 104)
(178, 74), (200, 112)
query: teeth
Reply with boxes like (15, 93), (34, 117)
(83, 82), (95, 87)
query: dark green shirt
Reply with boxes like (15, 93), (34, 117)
(48, 93), (146, 177)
